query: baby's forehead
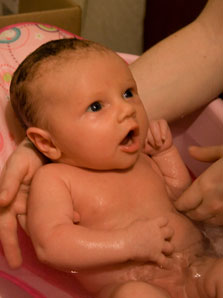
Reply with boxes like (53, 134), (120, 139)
(37, 49), (84, 72)
(29, 49), (102, 87)
(36, 48), (121, 81)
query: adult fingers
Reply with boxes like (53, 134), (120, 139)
(0, 212), (22, 268)
(174, 179), (203, 212)
(205, 213), (223, 225)
(0, 161), (27, 206)
(176, 180), (223, 223)
(189, 145), (223, 162)
(17, 214), (28, 234)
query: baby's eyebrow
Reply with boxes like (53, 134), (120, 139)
(125, 81), (137, 89)
(124, 78), (135, 85)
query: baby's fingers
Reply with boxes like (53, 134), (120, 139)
(149, 121), (163, 148)
(162, 241), (174, 255)
(162, 226), (174, 240)
(146, 129), (156, 148)
(158, 119), (169, 142)
(157, 254), (173, 270)
(156, 216), (169, 227)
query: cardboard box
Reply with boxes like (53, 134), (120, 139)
(0, 0), (19, 15)
(0, 0), (81, 35)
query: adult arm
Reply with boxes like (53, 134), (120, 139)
(0, 138), (46, 267)
(130, 0), (223, 122)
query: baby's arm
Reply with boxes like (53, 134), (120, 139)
(27, 164), (174, 271)
(144, 119), (191, 200)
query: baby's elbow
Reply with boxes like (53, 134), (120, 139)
(32, 237), (70, 270)
(34, 242), (53, 265)
(30, 234), (58, 266)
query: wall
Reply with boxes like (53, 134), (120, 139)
(72, 0), (146, 55)
(0, 0), (146, 55)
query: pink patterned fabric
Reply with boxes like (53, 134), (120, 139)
(0, 22), (74, 172)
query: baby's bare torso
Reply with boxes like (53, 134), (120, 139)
(60, 154), (203, 293)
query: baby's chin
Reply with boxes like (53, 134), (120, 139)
(57, 153), (140, 171)
(98, 156), (140, 172)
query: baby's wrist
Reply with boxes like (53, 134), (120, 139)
(121, 224), (143, 262)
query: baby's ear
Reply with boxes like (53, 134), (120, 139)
(27, 127), (61, 160)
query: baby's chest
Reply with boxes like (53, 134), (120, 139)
(70, 164), (171, 229)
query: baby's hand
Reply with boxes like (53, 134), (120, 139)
(144, 119), (173, 156)
(127, 217), (174, 269)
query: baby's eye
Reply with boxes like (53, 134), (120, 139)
(87, 101), (102, 112)
(123, 89), (133, 99)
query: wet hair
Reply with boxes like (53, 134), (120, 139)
(10, 38), (109, 130)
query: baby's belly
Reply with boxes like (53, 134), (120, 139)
(76, 212), (204, 294)
(167, 210), (203, 252)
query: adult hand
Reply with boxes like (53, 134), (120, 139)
(0, 138), (46, 267)
(175, 145), (223, 225)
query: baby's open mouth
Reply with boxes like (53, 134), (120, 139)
(119, 127), (140, 153)
(120, 130), (135, 146)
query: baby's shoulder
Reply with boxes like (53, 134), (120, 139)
(31, 163), (76, 186)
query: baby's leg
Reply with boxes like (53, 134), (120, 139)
(97, 281), (171, 298)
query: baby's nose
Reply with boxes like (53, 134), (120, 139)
(117, 101), (136, 123)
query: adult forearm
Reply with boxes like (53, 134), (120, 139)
(130, 0), (223, 122)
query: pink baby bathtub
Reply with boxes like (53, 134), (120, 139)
(0, 23), (222, 298)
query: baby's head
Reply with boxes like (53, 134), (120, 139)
(10, 38), (148, 170)
(10, 38), (107, 130)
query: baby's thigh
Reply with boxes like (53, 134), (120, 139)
(97, 281), (171, 298)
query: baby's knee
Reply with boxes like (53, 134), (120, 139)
(112, 281), (170, 298)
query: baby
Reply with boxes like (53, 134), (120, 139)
(10, 38), (223, 298)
